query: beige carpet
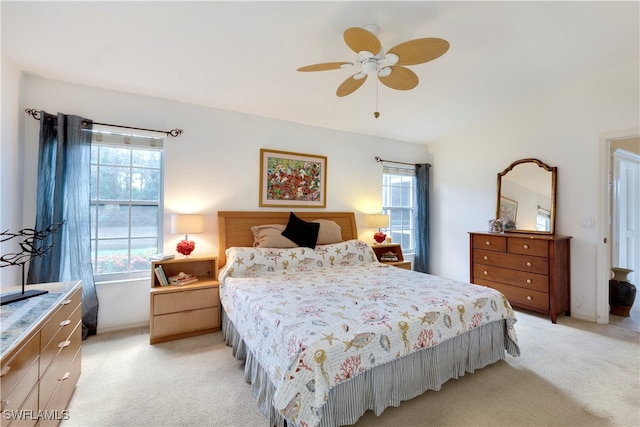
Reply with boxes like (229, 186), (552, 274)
(61, 310), (639, 427)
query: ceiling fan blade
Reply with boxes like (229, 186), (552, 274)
(378, 66), (419, 90)
(387, 38), (450, 66)
(297, 62), (351, 72)
(336, 73), (368, 97)
(344, 27), (382, 55)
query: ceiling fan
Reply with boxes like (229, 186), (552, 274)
(297, 25), (450, 98)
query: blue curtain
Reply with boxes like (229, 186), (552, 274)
(413, 163), (431, 273)
(27, 112), (99, 339)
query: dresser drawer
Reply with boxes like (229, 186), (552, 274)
(473, 263), (549, 293)
(39, 320), (81, 410)
(472, 234), (506, 252)
(40, 304), (81, 375)
(153, 287), (219, 315)
(1, 333), (40, 404)
(479, 280), (549, 312)
(1, 356), (38, 414)
(152, 307), (220, 337)
(473, 250), (549, 275)
(507, 237), (548, 257)
(40, 288), (81, 354)
(5, 385), (39, 427)
(39, 346), (80, 427)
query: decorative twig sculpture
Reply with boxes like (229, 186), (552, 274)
(0, 222), (64, 305)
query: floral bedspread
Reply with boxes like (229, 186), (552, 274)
(219, 240), (519, 427)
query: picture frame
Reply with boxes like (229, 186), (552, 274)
(259, 148), (327, 208)
(499, 196), (518, 226)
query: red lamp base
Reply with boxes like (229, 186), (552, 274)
(177, 239), (195, 256)
(374, 232), (387, 244)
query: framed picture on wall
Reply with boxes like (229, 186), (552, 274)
(259, 148), (327, 208)
(499, 196), (518, 226)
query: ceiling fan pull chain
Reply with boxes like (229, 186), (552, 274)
(374, 79), (380, 119)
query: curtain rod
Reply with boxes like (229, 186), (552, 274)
(25, 108), (183, 138)
(374, 156), (430, 167)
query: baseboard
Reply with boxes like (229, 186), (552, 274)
(97, 321), (149, 335)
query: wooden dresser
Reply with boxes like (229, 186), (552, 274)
(469, 232), (571, 323)
(1, 281), (82, 426)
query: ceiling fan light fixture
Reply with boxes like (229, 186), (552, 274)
(362, 60), (379, 75)
(385, 53), (399, 65)
(362, 24), (380, 36)
(378, 67), (392, 78)
(353, 72), (367, 80)
(358, 50), (375, 60)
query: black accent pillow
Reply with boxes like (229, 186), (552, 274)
(281, 212), (320, 249)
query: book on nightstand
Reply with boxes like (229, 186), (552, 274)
(154, 266), (169, 286)
(167, 272), (198, 286)
(150, 253), (175, 261)
(380, 251), (399, 262)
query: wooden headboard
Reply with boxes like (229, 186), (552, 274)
(217, 211), (358, 267)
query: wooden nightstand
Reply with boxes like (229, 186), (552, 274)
(149, 255), (220, 344)
(371, 243), (411, 270)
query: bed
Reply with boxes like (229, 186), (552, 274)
(218, 211), (520, 427)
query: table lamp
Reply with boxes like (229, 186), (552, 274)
(369, 214), (390, 244)
(171, 214), (204, 256)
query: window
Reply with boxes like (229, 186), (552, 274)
(90, 129), (164, 280)
(536, 206), (551, 232)
(382, 165), (416, 254)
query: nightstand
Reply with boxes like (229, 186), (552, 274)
(371, 243), (411, 270)
(149, 255), (220, 344)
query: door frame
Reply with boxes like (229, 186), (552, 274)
(598, 129), (639, 324)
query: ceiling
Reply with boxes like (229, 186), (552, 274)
(2, 1), (639, 144)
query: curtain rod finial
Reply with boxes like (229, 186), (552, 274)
(25, 108), (40, 120)
(375, 156), (382, 163)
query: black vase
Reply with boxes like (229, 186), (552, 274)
(609, 267), (636, 317)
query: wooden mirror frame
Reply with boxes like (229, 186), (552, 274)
(496, 158), (557, 235)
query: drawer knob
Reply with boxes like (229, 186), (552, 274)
(60, 319), (71, 327)
(58, 340), (71, 349)
(485, 241), (491, 246)
(526, 262), (532, 267)
(483, 270), (488, 275)
(527, 296), (532, 301)
(523, 244), (529, 249)
(0, 366), (10, 377)
(526, 279), (532, 284)
(61, 299), (72, 306)
(483, 256), (489, 261)
(60, 371), (71, 381)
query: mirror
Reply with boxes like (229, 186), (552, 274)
(496, 158), (557, 234)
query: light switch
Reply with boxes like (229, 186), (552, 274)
(580, 216), (595, 228)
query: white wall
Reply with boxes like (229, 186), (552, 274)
(427, 58), (640, 322)
(0, 57), (24, 287)
(10, 75), (429, 333)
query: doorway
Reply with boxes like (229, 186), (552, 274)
(602, 135), (640, 331)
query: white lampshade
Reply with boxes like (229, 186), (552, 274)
(171, 214), (204, 237)
(369, 214), (390, 229)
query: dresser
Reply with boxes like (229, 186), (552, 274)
(1, 281), (82, 426)
(469, 232), (571, 323)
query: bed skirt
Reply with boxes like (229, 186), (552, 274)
(222, 309), (519, 427)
